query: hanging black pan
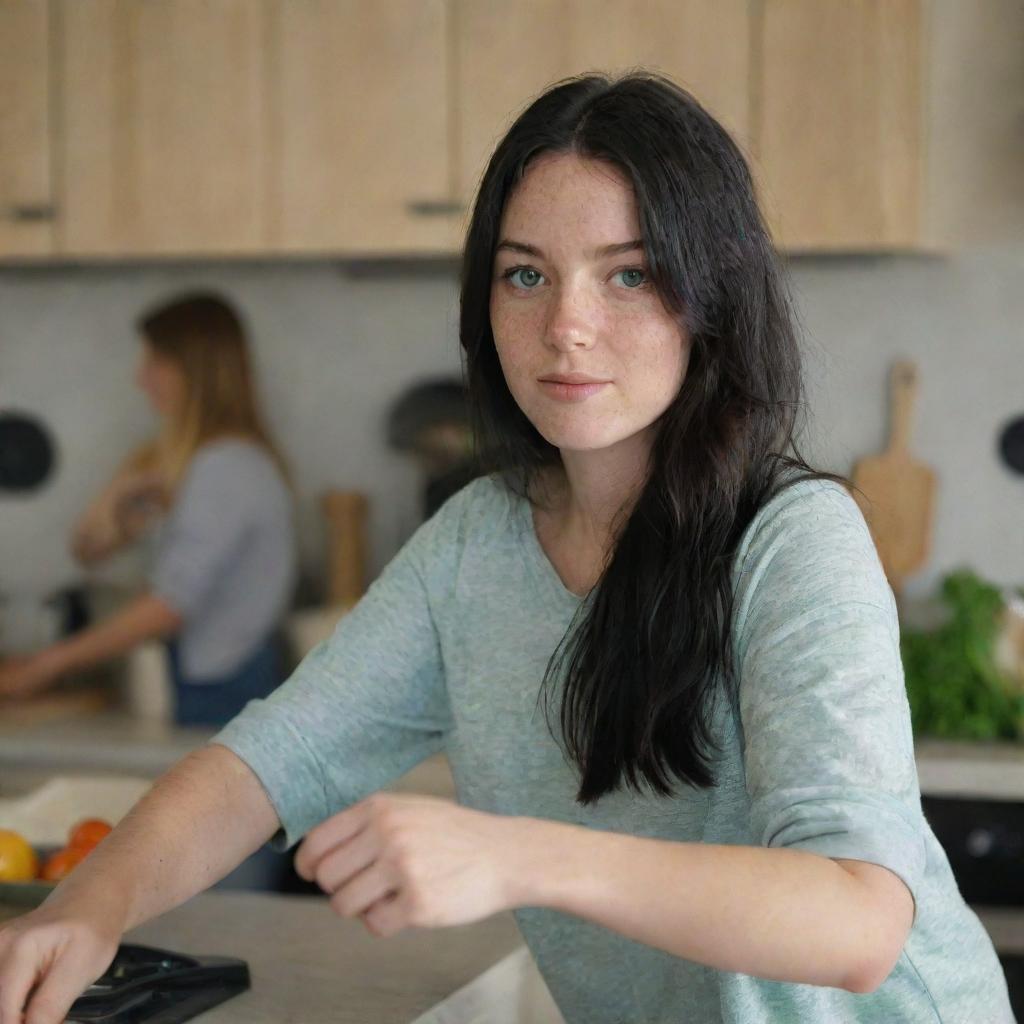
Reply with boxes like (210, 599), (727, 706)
(0, 411), (57, 492)
(998, 415), (1024, 476)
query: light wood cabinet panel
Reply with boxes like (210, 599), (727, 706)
(1, 0), (928, 260)
(567, 1), (751, 148)
(0, 0), (54, 258)
(452, 0), (566, 206)
(56, 0), (269, 256)
(453, 0), (751, 211)
(757, 0), (923, 250)
(269, 0), (456, 255)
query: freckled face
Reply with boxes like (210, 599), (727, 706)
(489, 152), (691, 455)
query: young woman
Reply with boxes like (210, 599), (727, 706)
(0, 75), (1012, 1023)
(0, 292), (297, 727)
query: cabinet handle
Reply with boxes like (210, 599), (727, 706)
(406, 199), (465, 217)
(8, 203), (57, 223)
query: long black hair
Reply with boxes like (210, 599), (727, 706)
(460, 72), (852, 805)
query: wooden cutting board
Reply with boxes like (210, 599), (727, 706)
(850, 360), (937, 602)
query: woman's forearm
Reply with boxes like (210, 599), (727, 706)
(48, 592), (181, 677)
(507, 818), (908, 994)
(49, 744), (280, 930)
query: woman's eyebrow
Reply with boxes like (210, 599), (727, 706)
(495, 239), (644, 258)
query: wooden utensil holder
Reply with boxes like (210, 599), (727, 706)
(321, 490), (369, 607)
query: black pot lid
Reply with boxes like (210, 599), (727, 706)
(0, 411), (56, 491)
(999, 415), (1024, 476)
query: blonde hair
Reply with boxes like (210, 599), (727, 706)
(135, 291), (289, 489)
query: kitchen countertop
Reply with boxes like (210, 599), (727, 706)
(914, 739), (1024, 801)
(0, 709), (458, 800)
(1, 892), (1018, 1022)
(0, 710), (209, 779)
(3, 708), (1024, 800)
(0, 890), (524, 1023)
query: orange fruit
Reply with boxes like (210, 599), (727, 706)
(39, 846), (87, 882)
(0, 829), (40, 883)
(68, 818), (113, 851)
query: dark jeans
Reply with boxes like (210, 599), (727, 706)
(166, 634), (282, 728)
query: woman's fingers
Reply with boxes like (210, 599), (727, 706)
(0, 938), (40, 1024)
(311, 825), (379, 895)
(294, 798), (374, 880)
(0, 944), (81, 1024)
(328, 862), (397, 921)
(360, 892), (408, 939)
(21, 946), (106, 1024)
(0, 658), (42, 698)
(296, 794), (514, 937)
(0, 920), (119, 1024)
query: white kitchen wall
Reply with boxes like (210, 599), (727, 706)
(1, 0), (1021, 611)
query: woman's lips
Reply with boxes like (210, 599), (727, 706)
(538, 380), (610, 402)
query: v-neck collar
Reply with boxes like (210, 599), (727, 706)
(513, 488), (589, 612)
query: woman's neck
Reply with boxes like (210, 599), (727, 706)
(534, 440), (653, 558)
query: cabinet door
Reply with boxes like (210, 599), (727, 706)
(0, 1), (54, 258)
(270, 0), (457, 255)
(57, 0), (269, 257)
(757, 0), (923, 250)
(453, 0), (751, 211)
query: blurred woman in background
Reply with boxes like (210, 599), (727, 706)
(0, 292), (297, 727)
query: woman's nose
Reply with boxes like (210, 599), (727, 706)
(545, 282), (598, 351)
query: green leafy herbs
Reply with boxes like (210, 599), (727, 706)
(901, 570), (1024, 741)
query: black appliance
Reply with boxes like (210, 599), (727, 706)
(65, 943), (249, 1024)
(922, 794), (1024, 1019)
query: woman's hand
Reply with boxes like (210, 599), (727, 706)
(0, 650), (63, 699)
(293, 794), (522, 938)
(112, 469), (168, 543)
(71, 467), (167, 566)
(0, 894), (124, 1024)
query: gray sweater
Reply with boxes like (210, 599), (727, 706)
(152, 439), (296, 679)
(213, 474), (1013, 1022)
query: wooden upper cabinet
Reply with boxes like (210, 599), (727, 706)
(269, 0), (456, 255)
(756, 0), (924, 251)
(1, 0), (927, 260)
(56, 0), (269, 257)
(0, 1), (54, 259)
(452, 0), (752, 212)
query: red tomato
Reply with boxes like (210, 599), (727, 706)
(68, 818), (113, 851)
(39, 846), (88, 882)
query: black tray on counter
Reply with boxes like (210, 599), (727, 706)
(65, 943), (249, 1024)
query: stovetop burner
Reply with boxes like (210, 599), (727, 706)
(66, 943), (249, 1024)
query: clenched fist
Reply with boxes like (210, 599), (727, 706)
(293, 793), (528, 938)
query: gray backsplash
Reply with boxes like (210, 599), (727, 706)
(2, 0), (1023, 621)
(1, 243), (1021, 613)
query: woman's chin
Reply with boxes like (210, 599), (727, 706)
(536, 426), (630, 454)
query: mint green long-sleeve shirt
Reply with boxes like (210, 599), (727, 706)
(213, 474), (1013, 1023)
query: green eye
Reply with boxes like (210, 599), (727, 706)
(504, 267), (544, 289)
(616, 268), (647, 288)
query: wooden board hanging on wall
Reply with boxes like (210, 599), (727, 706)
(850, 360), (937, 602)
